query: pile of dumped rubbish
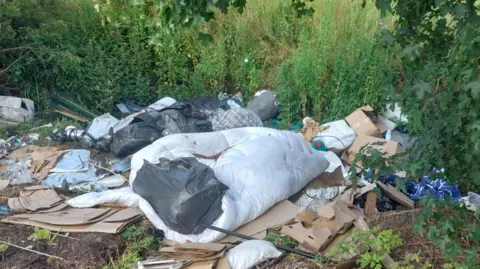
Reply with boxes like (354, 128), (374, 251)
(0, 93), (478, 269)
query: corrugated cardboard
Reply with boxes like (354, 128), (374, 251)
(8, 189), (63, 212)
(312, 166), (345, 187)
(289, 166), (345, 205)
(2, 207), (143, 233)
(344, 135), (403, 166)
(281, 222), (323, 251)
(185, 260), (218, 269)
(0, 180), (8, 191)
(219, 200), (300, 243)
(216, 257), (231, 269)
(175, 243), (226, 252)
(345, 106), (387, 137)
(295, 210), (317, 226)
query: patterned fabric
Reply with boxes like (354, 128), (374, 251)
(368, 168), (462, 201)
(210, 108), (263, 131)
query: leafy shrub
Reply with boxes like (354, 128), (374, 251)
(276, 0), (392, 127)
(0, 0), (156, 111)
(2, 0), (389, 118)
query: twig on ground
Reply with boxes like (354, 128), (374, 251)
(0, 240), (65, 261)
(89, 162), (118, 175)
(401, 241), (433, 247)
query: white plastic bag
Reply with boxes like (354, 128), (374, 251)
(226, 240), (282, 269)
(315, 120), (356, 150)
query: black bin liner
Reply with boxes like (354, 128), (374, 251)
(132, 158), (229, 235)
(110, 122), (163, 158)
(111, 102), (215, 158)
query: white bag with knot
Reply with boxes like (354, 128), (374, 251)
(226, 240), (282, 269)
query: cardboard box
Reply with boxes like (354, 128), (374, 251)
(345, 106), (388, 137)
(344, 135), (404, 166)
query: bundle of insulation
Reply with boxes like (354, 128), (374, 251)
(68, 127), (333, 243)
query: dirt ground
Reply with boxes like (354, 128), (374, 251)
(0, 223), (126, 269)
(0, 183), (450, 269)
(0, 185), (127, 269)
(269, 209), (448, 269)
(0, 144), (455, 269)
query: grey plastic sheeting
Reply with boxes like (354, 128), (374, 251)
(246, 90), (279, 121)
(50, 149), (90, 173)
(86, 113), (119, 140)
(44, 166), (97, 188)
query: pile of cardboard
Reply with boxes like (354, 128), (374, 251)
(153, 242), (233, 269)
(3, 185), (142, 234)
(2, 207), (142, 233)
(8, 187), (66, 213)
(342, 105), (402, 166)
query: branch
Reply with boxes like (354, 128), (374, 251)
(0, 240), (65, 261)
(0, 50), (31, 75)
(0, 47), (34, 53)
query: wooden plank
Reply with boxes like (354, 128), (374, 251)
(364, 192), (380, 219)
(376, 182), (414, 209)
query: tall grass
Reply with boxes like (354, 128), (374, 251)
(2, 0), (393, 124)
(198, 0), (394, 125)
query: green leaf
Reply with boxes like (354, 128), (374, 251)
(0, 244), (8, 252)
(395, 178), (407, 194)
(413, 80), (432, 100)
(457, 93), (470, 109)
(465, 81), (480, 99)
(378, 29), (395, 46)
(453, 3), (469, 19)
(375, 0), (391, 17)
(473, 174), (480, 186)
(215, 0), (231, 14)
(198, 32), (213, 44)
(232, 0), (246, 13)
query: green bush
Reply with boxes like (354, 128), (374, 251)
(0, 0), (157, 111)
(276, 0), (392, 127)
(1, 0), (390, 120)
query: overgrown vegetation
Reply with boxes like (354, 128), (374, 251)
(105, 224), (161, 269)
(264, 231), (297, 249)
(1, 0), (390, 121)
(28, 227), (58, 245)
(370, 0), (480, 267)
(3, 0), (480, 267)
(330, 227), (404, 269)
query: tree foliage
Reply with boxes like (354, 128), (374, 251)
(93, 0), (313, 33)
(373, 0), (480, 189)
(368, 0), (480, 267)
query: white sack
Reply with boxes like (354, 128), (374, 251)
(315, 120), (356, 150)
(0, 96), (35, 124)
(70, 127), (332, 243)
(226, 240), (282, 269)
(67, 187), (140, 208)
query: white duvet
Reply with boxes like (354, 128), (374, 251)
(68, 127), (334, 242)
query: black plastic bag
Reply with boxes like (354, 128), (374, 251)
(182, 96), (222, 112)
(111, 99), (216, 158)
(110, 122), (163, 158)
(246, 90), (279, 121)
(132, 158), (228, 234)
